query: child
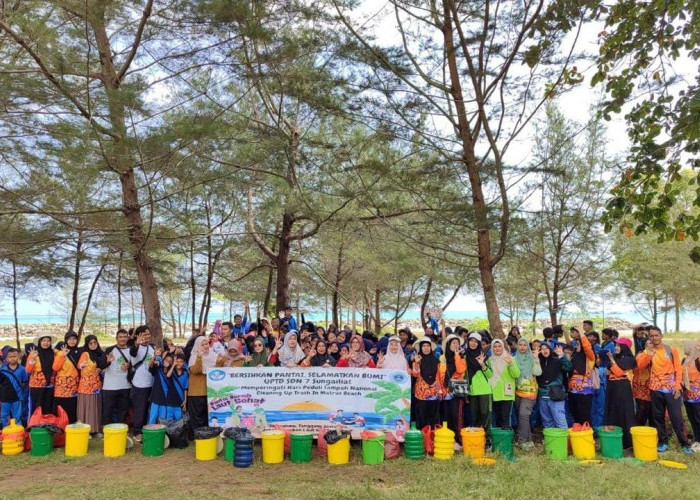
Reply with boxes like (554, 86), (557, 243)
(0, 349), (28, 427)
(148, 352), (188, 424)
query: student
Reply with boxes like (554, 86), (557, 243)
(536, 343), (572, 429)
(682, 340), (700, 451)
(301, 340), (336, 367)
(567, 328), (596, 425)
(279, 306), (298, 332)
(53, 336), (80, 424)
(465, 332), (493, 442)
(633, 339), (653, 426)
(244, 336), (278, 367)
(102, 329), (133, 426)
(277, 331), (305, 367)
(636, 326), (693, 453)
(25, 335), (55, 415)
(148, 352), (188, 424)
(233, 301), (251, 336)
(188, 336), (218, 433)
(0, 348), (28, 427)
(129, 325), (155, 441)
(337, 335), (376, 368)
(488, 339), (520, 429)
(514, 338), (541, 448)
(541, 327), (556, 351)
(439, 334), (467, 447)
(411, 338), (443, 429)
(377, 336), (409, 372)
(77, 335), (107, 438)
(604, 337), (636, 449)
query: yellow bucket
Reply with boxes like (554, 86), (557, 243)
(65, 423), (91, 457)
(195, 437), (218, 461)
(261, 430), (285, 464)
(631, 426), (658, 462)
(103, 423), (128, 458)
(461, 427), (485, 458)
(327, 435), (350, 465)
(568, 428), (595, 460)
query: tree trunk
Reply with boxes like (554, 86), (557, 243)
(275, 213), (293, 313)
(68, 230), (83, 332)
(548, 288), (558, 326)
(420, 276), (432, 330)
(395, 286), (401, 334)
(78, 264), (106, 337)
(190, 241), (196, 331)
(263, 264), (274, 317)
(674, 299), (680, 333)
(117, 250), (123, 329)
(324, 295), (328, 328)
(12, 261), (20, 350)
(374, 288), (381, 336)
(663, 294), (668, 333)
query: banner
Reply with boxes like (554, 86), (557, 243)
(426, 307), (442, 320)
(206, 367), (411, 438)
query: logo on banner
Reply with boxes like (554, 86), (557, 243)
(208, 369), (226, 381)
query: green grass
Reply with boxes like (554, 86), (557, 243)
(0, 439), (698, 499)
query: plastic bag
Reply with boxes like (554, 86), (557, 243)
(28, 406), (69, 447)
(421, 425), (435, 456)
(317, 426), (328, 458)
(274, 424), (291, 455)
(27, 423), (64, 434)
(158, 415), (190, 449)
(194, 426), (222, 439)
(323, 429), (350, 445)
(384, 432), (400, 460)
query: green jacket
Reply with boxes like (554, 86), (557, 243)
(489, 360), (521, 402)
(469, 362), (493, 396)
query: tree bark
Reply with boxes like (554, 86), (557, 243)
(374, 288), (381, 336)
(674, 297), (680, 333)
(190, 241), (196, 331)
(420, 276), (432, 330)
(68, 230), (83, 332)
(78, 264), (106, 337)
(275, 213), (293, 313)
(117, 250), (123, 329)
(12, 261), (20, 350)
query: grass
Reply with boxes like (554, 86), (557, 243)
(0, 439), (698, 499)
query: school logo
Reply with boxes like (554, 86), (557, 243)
(209, 369), (226, 381)
(391, 372), (408, 384)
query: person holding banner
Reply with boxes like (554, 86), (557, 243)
(301, 340), (336, 368)
(377, 336), (409, 372)
(411, 337), (443, 429)
(337, 335), (376, 368)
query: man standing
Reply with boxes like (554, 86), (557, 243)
(280, 306), (298, 332)
(129, 325), (155, 441)
(102, 329), (132, 427)
(636, 326), (693, 454)
(233, 302), (251, 337)
(183, 327), (202, 361)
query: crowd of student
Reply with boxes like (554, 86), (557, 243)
(0, 307), (699, 456)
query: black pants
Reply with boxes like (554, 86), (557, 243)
(470, 394), (492, 439)
(54, 396), (77, 424)
(188, 395), (209, 437)
(635, 398), (652, 426)
(441, 398), (464, 443)
(30, 387), (54, 416)
(130, 386), (152, 435)
(651, 390), (690, 447)
(569, 393), (593, 425)
(414, 399), (440, 430)
(492, 400), (513, 429)
(102, 389), (131, 426)
(684, 401), (700, 443)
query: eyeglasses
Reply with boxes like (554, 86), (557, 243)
(254, 343), (263, 347)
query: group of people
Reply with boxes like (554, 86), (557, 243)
(1, 307), (698, 457)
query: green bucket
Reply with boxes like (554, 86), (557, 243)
(290, 432), (313, 463)
(597, 426), (623, 460)
(224, 437), (235, 462)
(142, 424), (167, 457)
(30, 428), (53, 457)
(361, 433), (385, 465)
(543, 428), (569, 460)
(490, 427), (514, 459)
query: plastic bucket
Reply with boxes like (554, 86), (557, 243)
(362, 433), (385, 465)
(142, 424), (167, 457)
(568, 428), (595, 460)
(290, 432), (313, 463)
(631, 426), (658, 462)
(103, 423), (128, 458)
(64, 423), (91, 457)
(224, 437), (235, 462)
(543, 428), (568, 460)
(195, 437), (218, 461)
(598, 426), (623, 460)
(261, 430), (285, 464)
(327, 435), (350, 465)
(30, 428), (53, 457)
(461, 427), (485, 458)
(490, 428), (514, 459)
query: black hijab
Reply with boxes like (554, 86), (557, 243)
(615, 344), (637, 371)
(328, 342), (340, 361)
(571, 344), (587, 375)
(537, 351), (563, 387)
(310, 341), (336, 367)
(418, 340), (438, 385)
(444, 338), (460, 387)
(466, 341), (484, 382)
(64, 331), (81, 367)
(36, 335), (54, 386)
(83, 335), (108, 369)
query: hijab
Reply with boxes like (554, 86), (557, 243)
(514, 338), (535, 382)
(537, 348), (563, 387)
(442, 335), (461, 386)
(348, 335), (372, 368)
(417, 339), (438, 385)
(614, 341), (636, 371)
(381, 337), (409, 371)
(328, 342), (340, 361)
(189, 336), (218, 372)
(36, 335), (55, 385)
(310, 341), (336, 367)
(488, 339), (508, 389)
(83, 335), (107, 369)
(683, 341), (700, 390)
(571, 337), (588, 375)
(278, 331), (305, 366)
(223, 339), (245, 366)
(64, 331), (81, 367)
(465, 336), (484, 382)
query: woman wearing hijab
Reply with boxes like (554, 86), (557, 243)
(52, 331), (81, 423)
(411, 337), (443, 429)
(188, 336), (219, 432)
(277, 331), (305, 367)
(77, 335), (108, 437)
(25, 335), (55, 414)
(465, 332), (493, 441)
(337, 335), (376, 368)
(633, 339), (653, 426)
(377, 336), (409, 372)
(488, 339), (520, 429)
(536, 343), (572, 429)
(301, 340), (336, 368)
(327, 342), (340, 362)
(244, 336), (277, 367)
(682, 340), (700, 451)
(439, 334), (467, 447)
(220, 339), (245, 367)
(603, 337), (637, 448)
(567, 329), (596, 425)
(513, 338), (542, 447)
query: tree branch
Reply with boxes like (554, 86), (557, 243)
(114, 0), (154, 86)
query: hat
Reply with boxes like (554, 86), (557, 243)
(442, 334), (463, 354)
(261, 317), (270, 323)
(413, 336), (435, 351)
(615, 337), (632, 350)
(468, 332), (482, 342)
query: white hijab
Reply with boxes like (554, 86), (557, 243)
(277, 331), (304, 366)
(380, 337), (409, 371)
(189, 336), (218, 373)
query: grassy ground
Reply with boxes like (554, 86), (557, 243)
(0, 439), (697, 500)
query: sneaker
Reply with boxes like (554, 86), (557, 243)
(94, 432), (103, 439)
(521, 441), (535, 450)
(682, 445), (695, 455)
(657, 443), (668, 453)
(88, 434), (93, 440)
(691, 442), (700, 453)
(453, 442), (462, 451)
(134, 434), (143, 443)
